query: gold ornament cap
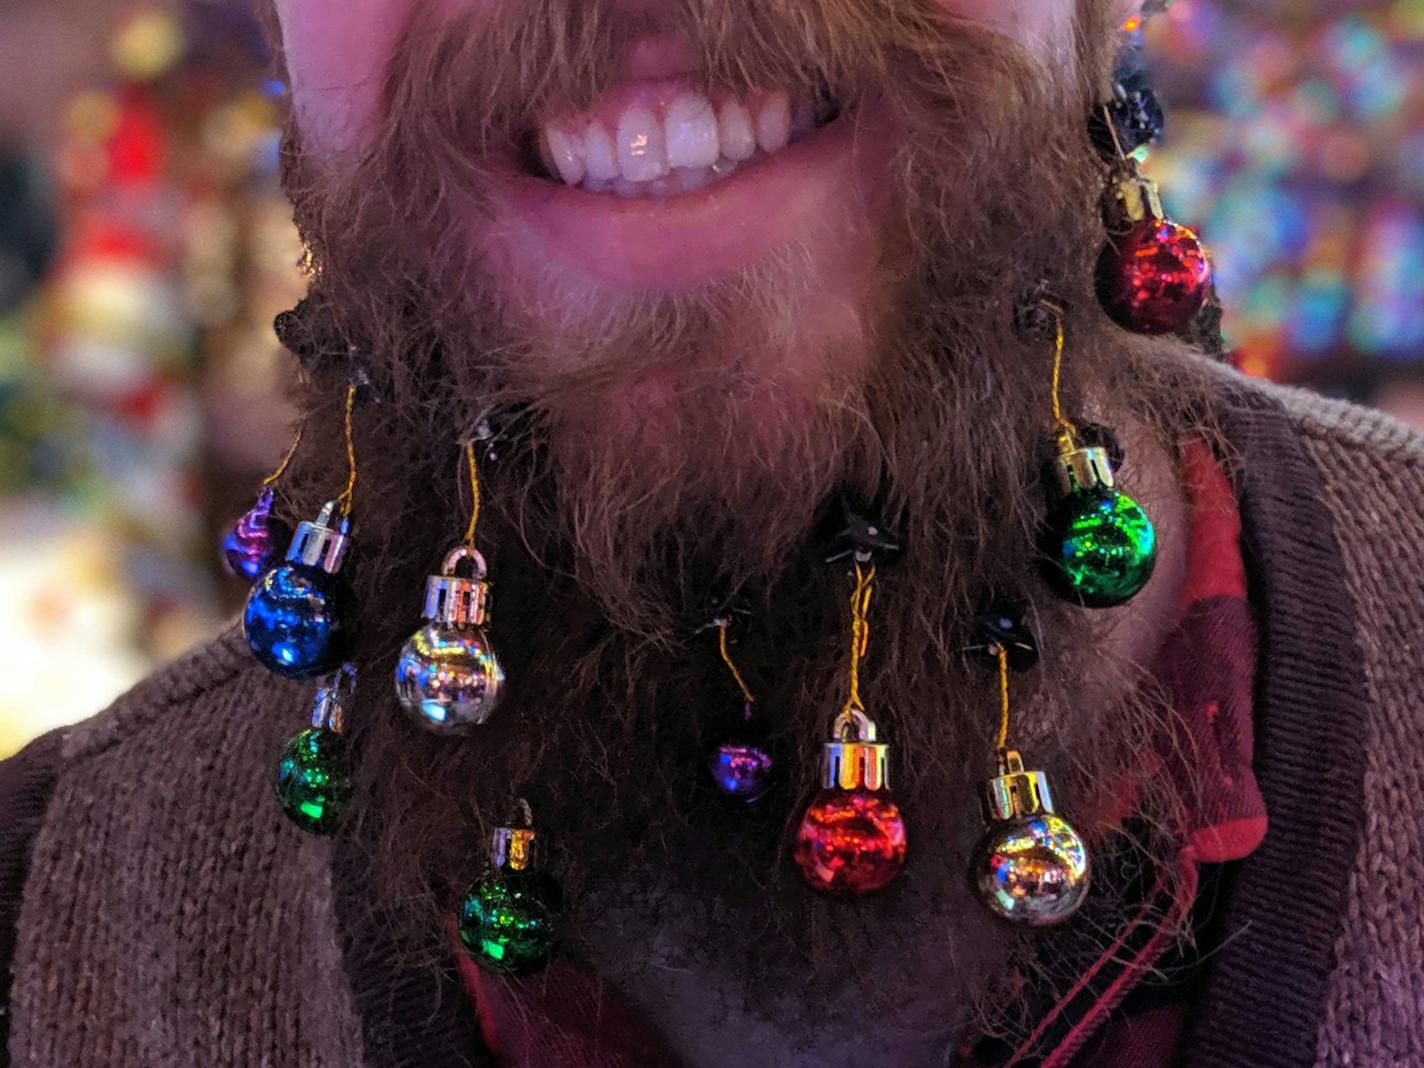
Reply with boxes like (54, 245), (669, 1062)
(423, 545), (492, 626)
(1104, 168), (1166, 229)
(980, 749), (1056, 823)
(821, 708), (890, 792)
(1050, 430), (1116, 497)
(492, 827), (537, 871)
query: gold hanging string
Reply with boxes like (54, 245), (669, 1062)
(463, 439), (482, 550)
(716, 622), (756, 707)
(840, 562), (877, 717)
(1040, 300), (1079, 442)
(1102, 103), (1129, 163)
(995, 644), (1012, 753)
(260, 423), (304, 488)
(334, 383), (358, 516)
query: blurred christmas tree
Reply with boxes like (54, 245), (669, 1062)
(1143, 0), (1424, 393)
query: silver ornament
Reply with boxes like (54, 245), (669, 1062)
(395, 545), (505, 734)
(971, 749), (1090, 926)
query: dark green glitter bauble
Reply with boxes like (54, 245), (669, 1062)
(1041, 487), (1157, 608)
(273, 727), (352, 836)
(457, 870), (562, 976)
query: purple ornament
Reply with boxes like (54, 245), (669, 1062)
(222, 486), (293, 583)
(709, 743), (775, 801)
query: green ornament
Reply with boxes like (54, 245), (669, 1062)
(273, 672), (355, 836)
(1041, 434), (1157, 608)
(274, 727), (352, 836)
(457, 817), (561, 976)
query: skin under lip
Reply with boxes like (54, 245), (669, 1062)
(482, 112), (871, 290)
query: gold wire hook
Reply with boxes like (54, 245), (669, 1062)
(462, 439), (482, 550)
(1039, 300), (1079, 444)
(716, 621), (756, 707)
(840, 562), (877, 717)
(334, 383), (358, 516)
(259, 422), (304, 488)
(994, 644), (1012, 754)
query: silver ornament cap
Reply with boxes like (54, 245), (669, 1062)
(820, 708), (891, 792)
(287, 500), (352, 574)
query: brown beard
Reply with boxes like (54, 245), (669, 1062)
(265, 0), (1214, 1034)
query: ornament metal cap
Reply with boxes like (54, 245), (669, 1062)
(287, 500), (352, 574)
(1104, 169), (1165, 229)
(821, 708), (891, 792)
(1051, 430), (1116, 497)
(310, 663), (356, 732)
(422, 546), (492, 627)
(492, 800), (538, 871)
(492, 827), (538, 872)
(980, 749), (1056, 822)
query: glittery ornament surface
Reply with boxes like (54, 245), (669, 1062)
(1041, 487), (1157, 608)
(243, 564), (356, 679)
(973, 813), (1090, 926)
(273, 727), (351, 836)
(457, 869), (561, 976)
(794, 789), (907, 895)
(1097, 218), (1212, 334)
(222, 487), (292, 583)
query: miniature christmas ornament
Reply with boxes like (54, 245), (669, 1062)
(705, 614), (775, 801)
(223, 423), (303, 583)
(795, 706), (907, 895)
(395, 545), (505, 733)
(970, 645), (1090, 926)
(1041, 427), (1157, 607)
(1036, 303), (1157, 608)
(274, 667), (354, 836)
(795, 563), (907, 895)
(1096, 163), (1212, 336)
(973, 748), (1090, 926)
(395, 440), (505, 733)
(223, 487), (293, 583)
(244, 499), (358, 678)
(457, 803), (562, 976)
(244, 384), (361, 679)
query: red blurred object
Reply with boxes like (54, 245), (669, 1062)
(1097, 218), (1213, 334)
(793, 788), (907, 895)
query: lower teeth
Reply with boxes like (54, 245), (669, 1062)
(582, 154), (750, 200)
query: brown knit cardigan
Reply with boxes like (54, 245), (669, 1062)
(3, 357), (1422, 1067)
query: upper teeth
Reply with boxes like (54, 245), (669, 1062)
(540, 90), (810, 199)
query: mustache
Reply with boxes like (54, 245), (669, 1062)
(372, 0), (1092, 172)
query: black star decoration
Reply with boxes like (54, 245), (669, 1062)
(823, 502), (903, 566)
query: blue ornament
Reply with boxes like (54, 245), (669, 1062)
(243, 501), (357, 679)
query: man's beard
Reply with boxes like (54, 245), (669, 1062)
(269, 0), (1208, 1028)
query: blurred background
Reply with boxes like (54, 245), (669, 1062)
(0, 0), (1420, 757)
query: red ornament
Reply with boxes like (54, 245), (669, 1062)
(1097, 217), (1212, 335)
(795, 788), (907, 894)
(794, 708), (908, 896)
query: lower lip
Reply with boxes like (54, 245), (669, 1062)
(480, 114), (870, 291)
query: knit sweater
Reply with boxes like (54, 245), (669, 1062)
(3, 356), (1422, 1067)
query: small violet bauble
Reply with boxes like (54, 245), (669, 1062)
(222, 486), (292, 584)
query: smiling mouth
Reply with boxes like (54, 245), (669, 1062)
(524, 83), (843, 201)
